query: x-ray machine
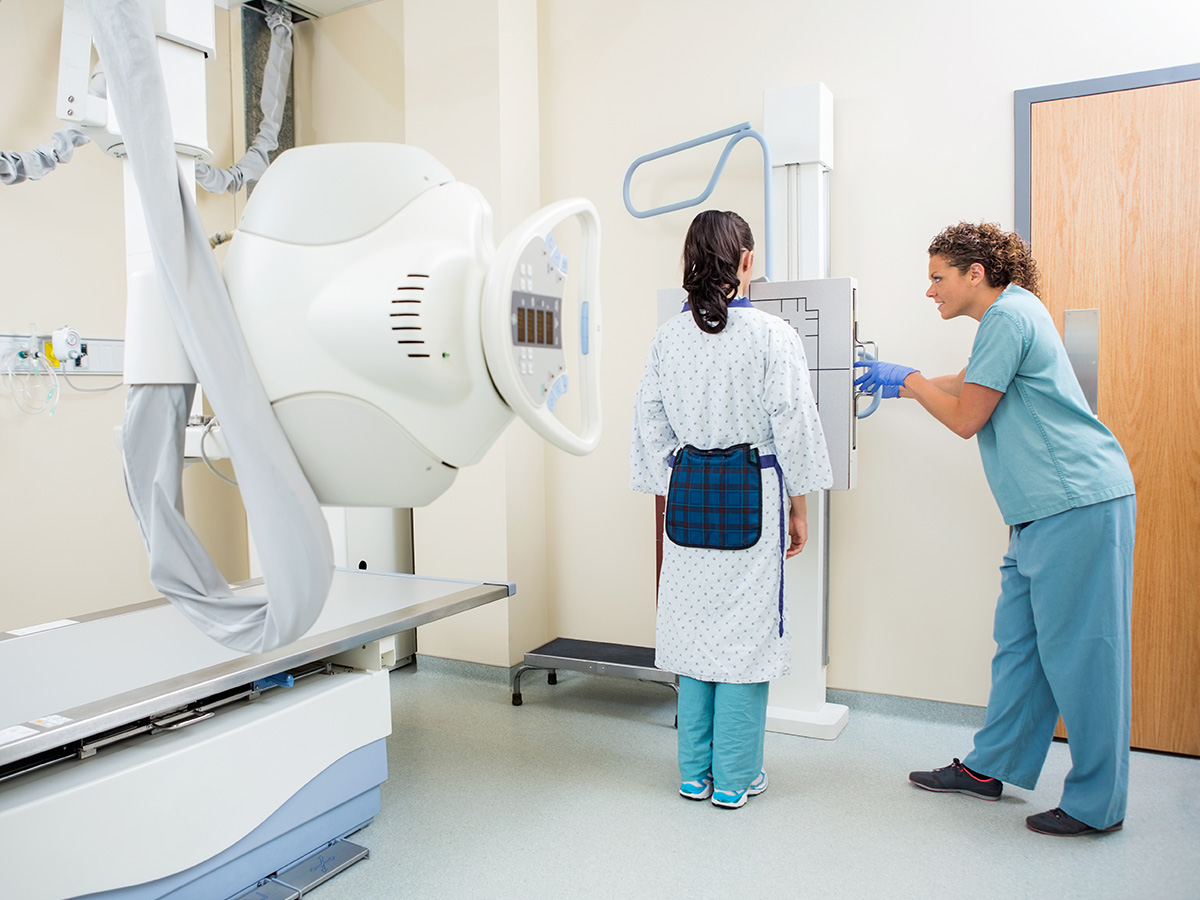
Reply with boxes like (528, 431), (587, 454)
(0, 2), (602, 898)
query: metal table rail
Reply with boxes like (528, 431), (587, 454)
(0, 568), (511, 774)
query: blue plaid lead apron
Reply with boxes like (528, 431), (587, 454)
(666, 444), (763, 549)
(666, 445), (788, 636)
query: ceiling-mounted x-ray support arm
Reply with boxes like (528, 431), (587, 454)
(623, 122), (775, 282)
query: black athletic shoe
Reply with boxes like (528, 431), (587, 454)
(909, 758), (1003, 800)
(1026, 808), (1123, 836)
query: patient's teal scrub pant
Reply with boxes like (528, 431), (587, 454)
(964, 495), (1136, 830)
(677, 676), (769, 794)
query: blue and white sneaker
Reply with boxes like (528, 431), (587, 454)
(711, 787), (747, 809)
(747, 770), (768, 796)
(679, 775), (713, 800)
(712, 771), (767, 809)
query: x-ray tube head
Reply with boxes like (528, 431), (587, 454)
(222, 143), (602, 508)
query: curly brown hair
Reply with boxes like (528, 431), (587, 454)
(927, 222), (1040, 296)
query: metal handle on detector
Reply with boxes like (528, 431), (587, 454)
(855, 345), (882, 419)
(482, 198), (602, 455)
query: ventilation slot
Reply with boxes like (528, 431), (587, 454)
(393, 275), (430, 358)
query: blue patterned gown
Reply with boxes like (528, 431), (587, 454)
(630, 305), (832, 683)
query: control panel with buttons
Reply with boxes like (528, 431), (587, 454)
(508, 234), (568, 408)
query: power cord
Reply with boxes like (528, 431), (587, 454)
(62, 371), (123, 393)
(200, 417), (239, 487)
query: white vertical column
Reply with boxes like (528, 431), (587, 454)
(122, 155), (197, 385)
(405, 0), (547, 667)
(121, 23), (214, 385)
(796, 162), (831, 280)
(762, 83), (848, 739)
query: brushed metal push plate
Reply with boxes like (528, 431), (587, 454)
(1064, 309), (1100, 414)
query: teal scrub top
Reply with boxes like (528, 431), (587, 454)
(964, 285), (1134, 525)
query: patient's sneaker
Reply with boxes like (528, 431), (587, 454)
(679, 775), (713, 801)
(712, 772), (767, 809)
(711, 788), (747, 809)
(909, 758), (1002, 800)
(747, 771), (768, 796)
(1026, 808), (1123, 836)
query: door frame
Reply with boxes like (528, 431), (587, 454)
(1014, 62), (1200, 241)
(1014, 64), (1200, 754)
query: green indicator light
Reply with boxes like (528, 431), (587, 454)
(442, 352), (450, 358)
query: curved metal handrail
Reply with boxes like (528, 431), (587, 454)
(623, 122), (775, 281)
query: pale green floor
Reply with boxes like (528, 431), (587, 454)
(314, 657), (1200, 900)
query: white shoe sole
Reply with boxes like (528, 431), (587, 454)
(711, 791), (748, 809)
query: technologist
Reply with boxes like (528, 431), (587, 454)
(855, 222), (1136, 836)
(630, 210), (833, 809)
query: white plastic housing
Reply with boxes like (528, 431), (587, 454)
(123, 158), (198, 384)
(763, 82), (833, 169)
(57, 1), (213, 160)
(0, 668), (389, 900)
(57, 0), (108, 127)
(482, 199), (602, 455)
(149, 0), (217, 57)
(224, 143), (602, 508)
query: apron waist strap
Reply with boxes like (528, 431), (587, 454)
(668, 450), (779, 469)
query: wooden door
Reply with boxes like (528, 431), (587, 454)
(1031, 79), (1200, 755)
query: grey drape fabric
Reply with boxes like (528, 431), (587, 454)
(195, 3), (294, 195)
(0, 127), (90, 185)
(89, 0), (333, 652)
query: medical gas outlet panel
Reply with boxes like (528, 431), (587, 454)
(749, 277), (859, 491)
(507, 235), (569, 412)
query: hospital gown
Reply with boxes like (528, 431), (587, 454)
(630, 306), (832, 683)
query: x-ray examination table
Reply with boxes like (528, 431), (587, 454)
(0, 569), (511, 900)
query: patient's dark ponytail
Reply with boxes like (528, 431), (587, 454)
(682, 210), (754, 335)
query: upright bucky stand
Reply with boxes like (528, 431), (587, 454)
(513, 84), (877, 741)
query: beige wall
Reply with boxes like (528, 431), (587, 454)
(405, 0), (549, 666)
(292, 0), (406, 145)
(0, 3), (247, 632)
(535, 0), (1200, 705)
(7, 0), (1198, 704)
(295, 0), (550, 666)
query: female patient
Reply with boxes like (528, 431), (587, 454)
(630, 209), (832, 808)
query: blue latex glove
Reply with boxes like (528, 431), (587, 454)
(854, 360), (918, 399)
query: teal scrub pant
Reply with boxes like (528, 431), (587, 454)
(677, 676), (769, 794)
(964, 495), (1135, 829)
